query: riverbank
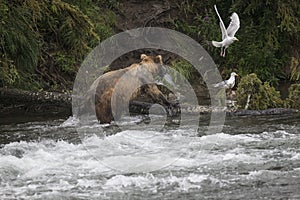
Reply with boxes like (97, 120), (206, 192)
(0, 88), (71, 124)
(1, 88), (298, 125)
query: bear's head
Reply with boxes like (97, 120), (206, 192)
(139, 54), (166, 77)
(140, 54), (163, 64)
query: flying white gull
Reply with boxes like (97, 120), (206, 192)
(212, 5), (240, 57)
(213, 72), (238, 89)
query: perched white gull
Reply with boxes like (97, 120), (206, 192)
(213, 72), (238, 89)
(212, 5), (240, 57)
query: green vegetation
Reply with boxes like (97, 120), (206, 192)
(285, 84), (300, 109)
(290, 57), (300, 82)
(172, 0), (300, 86)
(0, 0), (116, 91)
(236, 73), (283, 110)
(169, 60), (195, 82)
(0, 0), (299, 110)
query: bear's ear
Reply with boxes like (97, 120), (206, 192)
(156, 55), (163, 64)
(141, 54), (147, 60)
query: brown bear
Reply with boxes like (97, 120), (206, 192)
(82, 54), (173, 124)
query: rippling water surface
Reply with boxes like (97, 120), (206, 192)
(0, 113), (299, 199)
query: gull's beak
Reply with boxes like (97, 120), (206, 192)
(236, 38), (239, 41)
(235, 73), (239, 77)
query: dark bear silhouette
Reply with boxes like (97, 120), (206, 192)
(82, 54), (173, 124)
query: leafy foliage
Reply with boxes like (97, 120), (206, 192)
(169, 60), (195, 82)
(285, 84), (300, 109)
(0, 0), (116, 90)
(1, 0), (299, 97)
(172, 0), (300, 85)
(290, 57), (300, 81)
(236, 73), (283, 110)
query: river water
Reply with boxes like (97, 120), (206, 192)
(0, 113), (299, 199)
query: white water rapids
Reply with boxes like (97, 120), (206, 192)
(0, 114), (299, 199)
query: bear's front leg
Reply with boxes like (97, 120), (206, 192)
(145, 84), (170, 105)
(144, 84), (180, 117)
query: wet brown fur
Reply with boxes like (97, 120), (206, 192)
(90, 54), (170, 123)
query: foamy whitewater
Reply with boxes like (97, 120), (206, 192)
(0, 114), (299, 199)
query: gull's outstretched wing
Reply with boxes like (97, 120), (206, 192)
(226, 12), (240, 37)
(214, 5), (227, 40)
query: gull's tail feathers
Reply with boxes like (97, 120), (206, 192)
(212, 41), (222, 47)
